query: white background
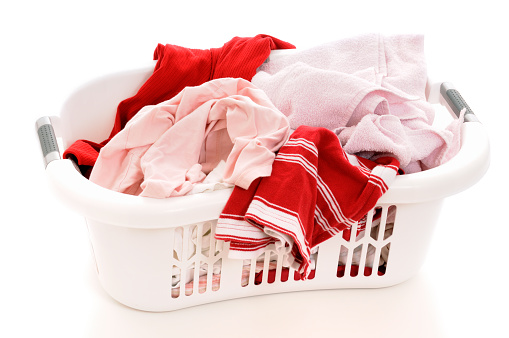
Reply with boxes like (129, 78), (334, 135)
(2, 1), (507, 337)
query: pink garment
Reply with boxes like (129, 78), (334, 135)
(89, 78), (291, 198)
(252, 34), (463, 173)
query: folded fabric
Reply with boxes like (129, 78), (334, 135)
(89, 78), (290, 198)
(215, 126), (399, 279)
(188, 160), (234, 195)
(336, 108), (465, 172)
(252, 34), (462, 173)
(63, 34), (295, 177)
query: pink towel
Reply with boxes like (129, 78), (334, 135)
(336, 109), (464, 172)
(252, 34), (463, 173)
(89, 78), (290, 198)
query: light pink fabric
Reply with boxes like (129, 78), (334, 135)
(89, 78), (290, 198)
(252, 34), (463, 173)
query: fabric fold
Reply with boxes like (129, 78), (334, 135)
(63, 34), (295, 177)
(215, 126), (399, 279)
(251, 34), (462, 173)
(89, 78), (290, 198)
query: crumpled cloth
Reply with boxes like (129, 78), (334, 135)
(63, 34), (295, 177)
(252, 34), (463, 173)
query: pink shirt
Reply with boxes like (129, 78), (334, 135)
(89, 78), (290, 198)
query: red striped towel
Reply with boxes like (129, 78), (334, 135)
(215, 126), (399, 279)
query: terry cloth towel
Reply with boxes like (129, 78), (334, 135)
(63, 34), (295, 177)
(89, 78), (290, 198)
(215, 126), (399, 279)
(251, 34), (462, 173)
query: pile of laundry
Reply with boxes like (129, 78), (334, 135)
(64, 34), (463, 282)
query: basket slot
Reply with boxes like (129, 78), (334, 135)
(261, 251), (271, 284)
(169, 222), (227, 298)
(380, 206), (392, 240)
(206, 261), (215, 292)
(274, 250), (286, 283)
(212, 259), (222, 291)
(241, 259), (251, 287)
(334, 205), (397, 278)
(358, 208), (376, 242)
(265, 251), (279, 284)
(383, 224), (394, 241)
(370, 209), (382, 241)
(364, 244), (376, 276)
(349, 245), (363, 277)
(244, 251), (279, 286)
(171, 265), (181, 298)
(249, 256), (258, 286)
(195, 263), (207, 294)
(380, 243), (390, 273)
(336, 245), (349, 278)
(356, 244), (369, 276)
(308, 248), (318, 280)
(241, 247), (323, 285)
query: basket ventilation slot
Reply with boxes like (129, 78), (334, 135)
(336, 205), (396, 278)
(170, 223), (224, 298)
(170, 205), (397, 299)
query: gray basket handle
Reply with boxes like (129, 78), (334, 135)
(36, 116), (61, 168)
(440, 82), (479, 123)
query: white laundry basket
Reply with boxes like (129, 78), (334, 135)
(36, 54), (490, 312)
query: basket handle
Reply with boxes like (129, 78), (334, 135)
(440, 82), (479, 123)
(36, 116), (61, 168)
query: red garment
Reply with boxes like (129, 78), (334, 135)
(63, 35), (295, 176)
(215, 126), (399, 279)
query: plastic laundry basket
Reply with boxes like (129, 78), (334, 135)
(36, 52), (490, 312)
